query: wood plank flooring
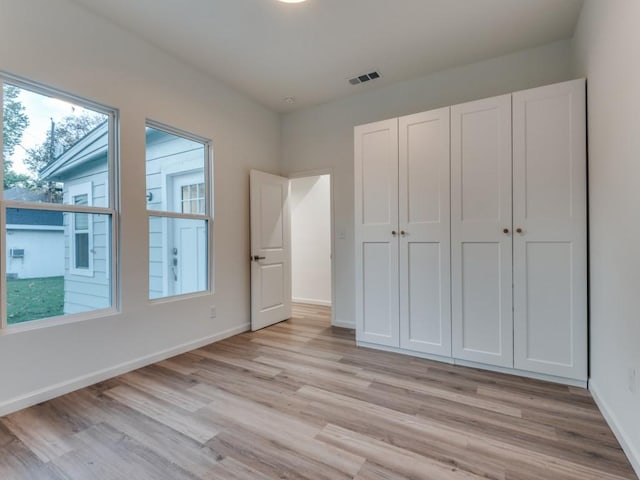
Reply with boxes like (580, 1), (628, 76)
(0, 303), (636, 479)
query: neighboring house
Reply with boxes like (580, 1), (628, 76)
(5, 207), (64, 279)
(144, 127), (207, 300)
(41, 122), (206, 313)
(4, 186), (54, 203)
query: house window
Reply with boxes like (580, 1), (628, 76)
(69, 183), (93, 275)
(1, 73), (117, 327)
(145, 121), (212, 300)
(181, 183), (205, 214)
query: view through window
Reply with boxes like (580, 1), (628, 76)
(145, 123), (211, 300)
(1, 77), (116, 326)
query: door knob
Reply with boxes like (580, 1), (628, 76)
(516, 227), (523, 234)
(400, 230), (407, 236)
(391, 230), (397, 236)
(503, 228), (510, 234)
(252, 255), (266, 261)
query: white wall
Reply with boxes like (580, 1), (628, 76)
(0, 0), (280, 413)
(290, 175), (331, 306)
(281, 40), (575, 327)
(5, 228), (64, 279)
(572, 1), (640, 474)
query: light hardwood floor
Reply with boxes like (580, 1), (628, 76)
(0, 303), (636, 479)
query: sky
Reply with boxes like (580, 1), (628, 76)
(7, 86), (98, 177)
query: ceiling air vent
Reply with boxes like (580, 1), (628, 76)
(349, 71), (381, 85)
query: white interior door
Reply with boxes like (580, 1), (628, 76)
(399, 108), (451, 356)
(171, 172), (207, 296)
(354, 119), (400, 347)
(451, 94), (513, 367)
(512, 79), (587, 380)
(250, 170), (292, 331)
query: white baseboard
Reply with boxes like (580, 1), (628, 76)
(355, 341), (587, 387)
(453, 358), (587, 388)
(357, 341), (455, 364)
(332, 319), (355, 329)
(292, 297), (332, 307)
(0, 323), (250, 417)
(589, 380), (640, 478)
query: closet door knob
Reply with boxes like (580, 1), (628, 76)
(516, 227), (523, 234)
(503, 228), (510, 234)
(400, 230), (406, 236)
(391, 230), (397, 236)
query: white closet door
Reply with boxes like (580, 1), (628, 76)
(451, 95), (513, 367)
(354, 119), (400, 347)
(513, 79), (587, 380)
(399, 108), (451, 356)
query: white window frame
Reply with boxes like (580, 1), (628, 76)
(69, 182), (94, 277)
(146, 120), (213, 302)
(0, 71), (119, 330)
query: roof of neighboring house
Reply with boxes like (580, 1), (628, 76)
(6, 208), (63, 227)
(3, 187), (50, 202)
(41, 123), (178, 181)
(40, 121), (109, 181)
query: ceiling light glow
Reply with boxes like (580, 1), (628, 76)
(278, 0), (307, 3)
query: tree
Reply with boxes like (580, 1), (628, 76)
(24, 114), (105, 176)
(2, 85), (30, 189)
(23, 114), (105, 202)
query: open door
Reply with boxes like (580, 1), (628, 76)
(250, 170), (292, 331)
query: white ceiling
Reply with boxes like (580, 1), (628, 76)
(70, 0), (584, 112)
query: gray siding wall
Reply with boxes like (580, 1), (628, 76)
(61, 133), (205, 307)
(62, 160), (111, 315)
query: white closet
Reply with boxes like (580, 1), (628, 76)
(354, 107), (451, 356)
(354, 118), (399, 347)
(354, 79), (587, 384)
(451, 94), (514, 368)
(511, 80), (587, 380)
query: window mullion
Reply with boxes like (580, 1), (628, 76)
(2, 201), (113, 216)
(146, 210), (210, 221)
(0, 206), (7, 329)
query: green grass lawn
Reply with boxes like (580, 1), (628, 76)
(6, 276), (64, 325)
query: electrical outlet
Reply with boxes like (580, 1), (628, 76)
(629, 368), (637, 393)
(210, 306), (217, 319)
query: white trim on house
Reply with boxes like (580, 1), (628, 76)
(68, 182), (94, 277)
(6, 225), (64, 231)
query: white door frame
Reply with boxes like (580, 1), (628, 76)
(287, 168), (336, 327)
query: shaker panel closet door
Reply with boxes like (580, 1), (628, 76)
(451, 95), (513, 367)
(512, 79), (587, 380)
(354, 119), (400, 347)
(399, 108), (451, 356)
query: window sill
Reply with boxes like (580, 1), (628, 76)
(147, 289), (214, 305)
(1, 307), (120, 336)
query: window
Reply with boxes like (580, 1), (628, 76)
(69, 183), (93, 275)
(1, 73), (117, 326)
(181, 183), (205, 214)
(145, 122), (212, 300)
